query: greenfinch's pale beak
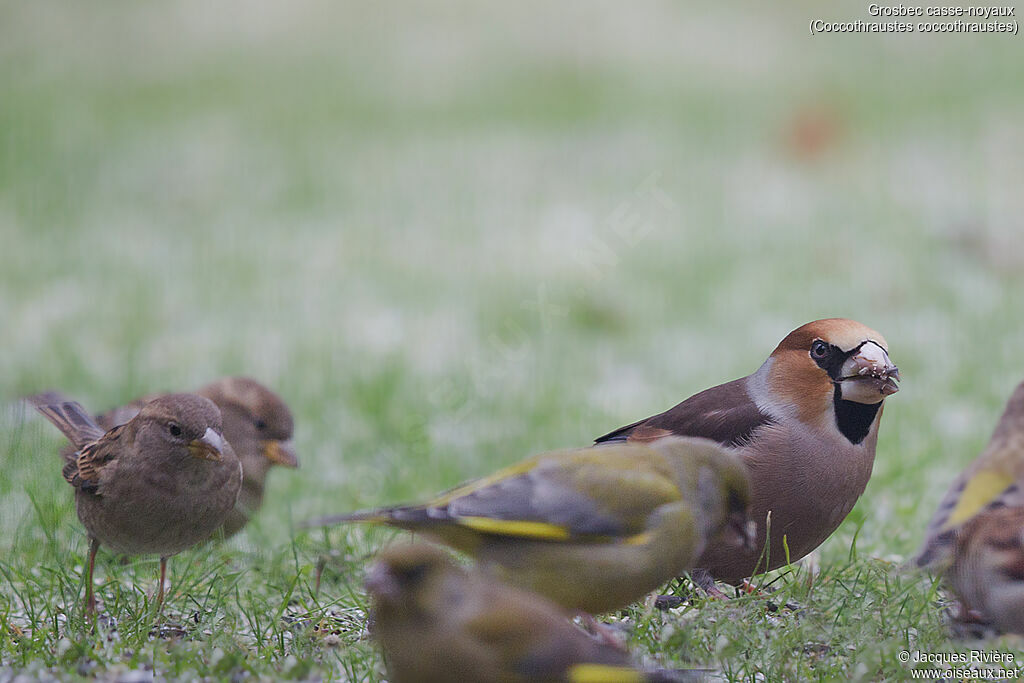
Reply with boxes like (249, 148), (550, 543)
(188, 428), (225, 462)
(837, 341), (899, 404)
(730, 513), (756, 552)
(262, 439), (299, 468)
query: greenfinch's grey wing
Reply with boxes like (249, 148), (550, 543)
(436, 445), (684, 542)
(301, 445), (686, 543)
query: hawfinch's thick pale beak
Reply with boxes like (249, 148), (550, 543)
(837, 342), (899, 404)
(188, 427), (226, 461)
(262, 439), (299, 468)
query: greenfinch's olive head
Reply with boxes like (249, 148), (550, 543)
(366, 543), (462, 613)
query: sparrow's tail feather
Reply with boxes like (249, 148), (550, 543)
(25, 391), (75, 407)
(30, 399), (106, 449)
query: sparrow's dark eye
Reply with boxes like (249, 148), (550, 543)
(811, 340), (829, 359)
(168, 423), (183, 438)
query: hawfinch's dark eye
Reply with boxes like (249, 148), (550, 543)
(811, 340), (829, 359)
(254, 419), (267, 431)
(168, 423), (183, 437)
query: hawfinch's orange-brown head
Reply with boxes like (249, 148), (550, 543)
(765, 318), (898, 443)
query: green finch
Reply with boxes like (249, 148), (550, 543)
(306, 436), (752, 614)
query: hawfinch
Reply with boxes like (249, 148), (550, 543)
(305, 436), (752, 614)
(595, 318), (899, 585)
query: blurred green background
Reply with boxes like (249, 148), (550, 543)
(2, 1), (1024, 679)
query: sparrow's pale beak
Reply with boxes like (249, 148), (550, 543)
(837, 342), (900, 404)
(188, 427), (225, 462)
(364, 563), (402, 602)
(262, 439), (299, 468)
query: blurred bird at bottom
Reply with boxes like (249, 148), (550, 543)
(366, 543), (703, 683)
(948, 506), (1024, 635)
(305, 436), (753, 614)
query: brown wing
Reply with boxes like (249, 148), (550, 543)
(595, 377), (774, 448)
(61, 424), (127, 495)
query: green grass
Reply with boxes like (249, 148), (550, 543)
(3, 1), (1024, 679)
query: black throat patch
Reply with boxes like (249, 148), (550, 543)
(832, 384), (881, 444)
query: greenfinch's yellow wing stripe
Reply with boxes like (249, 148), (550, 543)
(568, 664), (645, 683)
(624, 531), (654, 546)
(456, 516), (571, 540)
(944, 469), (1015, 529)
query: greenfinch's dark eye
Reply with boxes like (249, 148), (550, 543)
(400, 563), (428, 586)
(811, 340), (829, 359)
(168, 423), (182, 437)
